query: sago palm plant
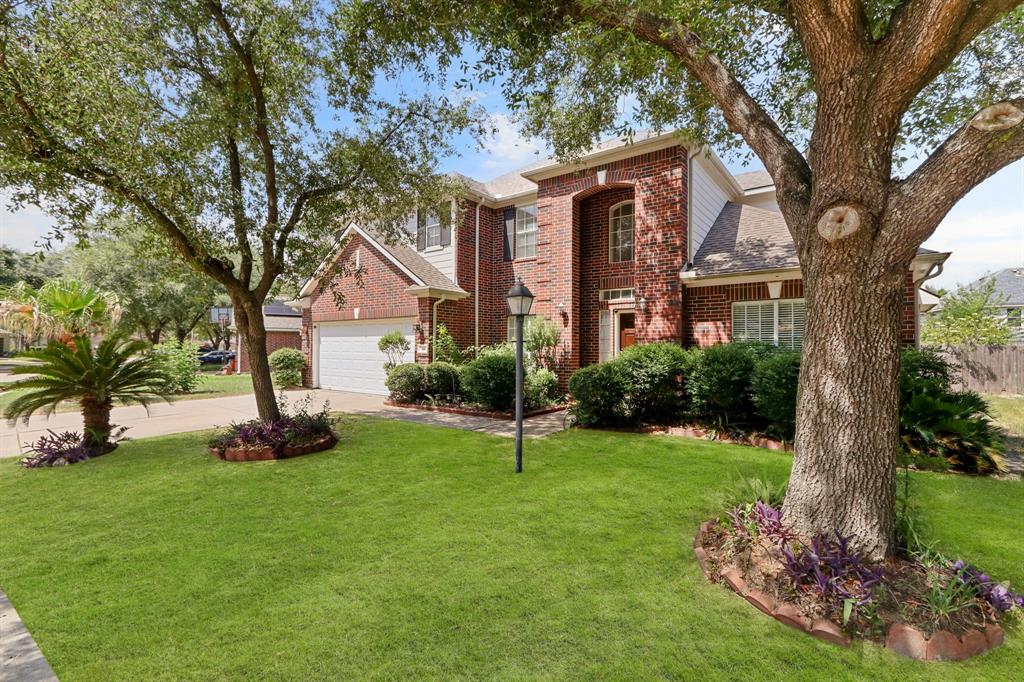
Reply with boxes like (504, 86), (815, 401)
(4, 335), (171, 451)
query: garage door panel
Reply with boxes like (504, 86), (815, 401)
(318, 318), (415, 395)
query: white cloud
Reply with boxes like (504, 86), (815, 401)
(478, 113), (547, 172)
(924, 210), (1024, 289)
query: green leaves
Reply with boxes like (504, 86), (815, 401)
(921, 279), (1014, 347)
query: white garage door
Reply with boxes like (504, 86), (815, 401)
(318, 318), (415, 395)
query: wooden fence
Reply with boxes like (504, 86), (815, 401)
(940, 346), (1024, 395)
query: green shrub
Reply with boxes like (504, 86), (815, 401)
(750, 351), (801, 438)
(425, 361), (461, 398)
(900, 347), (955, 398)
(686, 342), (767, 426)
(386, 363), (426, 403)
(898, 347), (1005, 474)
(900, 389), (1005, 474)
(568, 361), (627, 426)
(525, 317), (561, 370)
(461, 347), (516, 411)
(525, 368), (559, 409)
(268, 347), (306, 387)
(153, 338), (201, 393)
(378, 330), (411, 372)
(617, 342), (689, 423)
(433, 323), (463, 364)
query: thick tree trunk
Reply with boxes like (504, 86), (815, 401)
(81, 395), (113, 450)
(233, 299), (281, 422)
(783, 257), (905, 561)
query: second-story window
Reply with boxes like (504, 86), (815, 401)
(515, 205), (537, 259)
(416, 204), (451, 251)
(609, 201), (634, 263)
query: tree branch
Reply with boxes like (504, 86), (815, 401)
(886, 97), (1024, 247)
(555, 0), (812, 221)
(224, 133), (254, 287)
(206, 0), (280, 234)
(874, 0), (1021, 123)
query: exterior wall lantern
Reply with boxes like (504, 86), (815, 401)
(506, 277), (535, 473)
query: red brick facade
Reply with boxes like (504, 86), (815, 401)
(238, 330), (302, 373)
(300, 143), (923, 387)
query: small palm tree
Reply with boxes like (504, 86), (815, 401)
(0, 279), (120, 342)
(4, 335), (171, 451)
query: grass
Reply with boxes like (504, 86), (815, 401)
(987, 394), (1023, 464)
(0, 420), (1021, 681)
(0, 372), (254, 415)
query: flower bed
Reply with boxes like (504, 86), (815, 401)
(693, 502), (1021, 661)
(384, 400), (564, 421)
(208, 394), (338, 462)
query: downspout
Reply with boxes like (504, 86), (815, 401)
(916, 261), (944, 347)
(475, 201), (481, 349)
(432, 295), (449, 362)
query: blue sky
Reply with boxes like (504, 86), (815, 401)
(1, 72), (1021, 291)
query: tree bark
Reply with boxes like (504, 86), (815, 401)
(232, 297), (281, 422)
(783, 239), (906, 560)
(81, 394), (114, 450)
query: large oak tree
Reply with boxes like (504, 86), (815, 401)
(340, 0), (1024, 557)
(0, 0), (479, 421)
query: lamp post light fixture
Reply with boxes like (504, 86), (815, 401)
(506, 277), (535, 473)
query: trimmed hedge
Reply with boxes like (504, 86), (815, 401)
(617, 342), (691, 423)
(750, 350), (801, 439)
(525, 368), (559, 410)
(269, 347), (306, 388)
(462, 349), (517, 411)
(425, 361), (461, 398)
(386, 363), (426, 403)
(568, 361), (627, 426)
(687, 342), (771, 427)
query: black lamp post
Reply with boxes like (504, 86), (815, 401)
(506, 277), (535, 473)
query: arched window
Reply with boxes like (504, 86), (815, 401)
(609, 201), (634, 263)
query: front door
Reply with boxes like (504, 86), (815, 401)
(617, 312), (636, 353)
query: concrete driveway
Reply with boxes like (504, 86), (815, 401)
(1, 389), (566, 458)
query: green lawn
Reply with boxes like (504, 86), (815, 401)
(988, 394), (1024, 462)
(0, 419), (1021, 681)
(0, 372), (254, 414)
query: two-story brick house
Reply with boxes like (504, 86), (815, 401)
(291, 132), (949, 395)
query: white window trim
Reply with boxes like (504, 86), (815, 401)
(599, 288), (635, 302)
(731, 298), (806, 348)
(608, 200), (635, 263)
(515, 205), (538, 259)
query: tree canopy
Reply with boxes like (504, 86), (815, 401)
(922, 279), (1014, 346)
(0, 0), (485, 420)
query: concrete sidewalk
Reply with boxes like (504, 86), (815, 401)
(1, 389), (566, 457)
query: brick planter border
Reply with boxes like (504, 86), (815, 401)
(384, 401), (564, 421)
(692, 522), (1005, 661)
(210, 434), (338, 462)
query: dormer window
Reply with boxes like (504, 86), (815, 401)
(416, 205), (451, 251)
(609, 201), (634, 263)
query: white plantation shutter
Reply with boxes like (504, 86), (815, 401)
(732, 299), (805, 347)
(599, 310), (612, 361)
(777, 300), (806, 349)
(732, 301), (775, 343)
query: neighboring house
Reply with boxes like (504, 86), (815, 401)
(226, 300), (304, 373)
(291, 131), (950, 395)
(964, 267), (1024, 342)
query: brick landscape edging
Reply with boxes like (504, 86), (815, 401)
(210, 434), (338, 462)
(384, 401), (565, 421)
(692, 522), (1005, 661)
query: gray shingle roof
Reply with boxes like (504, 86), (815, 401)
(693, 202), (949, 277)
(692, 202), (798, 276)
(965, 268), (1024, 305)
(733, 170), (774, 191)
(364, 228), (467, 294)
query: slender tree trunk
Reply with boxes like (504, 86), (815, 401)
(81, 395), (114, 451)
(148, 328), (162, 344)
(783, 252), (906, 560)
(233, 298), (281, 422)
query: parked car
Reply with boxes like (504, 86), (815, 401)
(198, 350), (236, 365)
